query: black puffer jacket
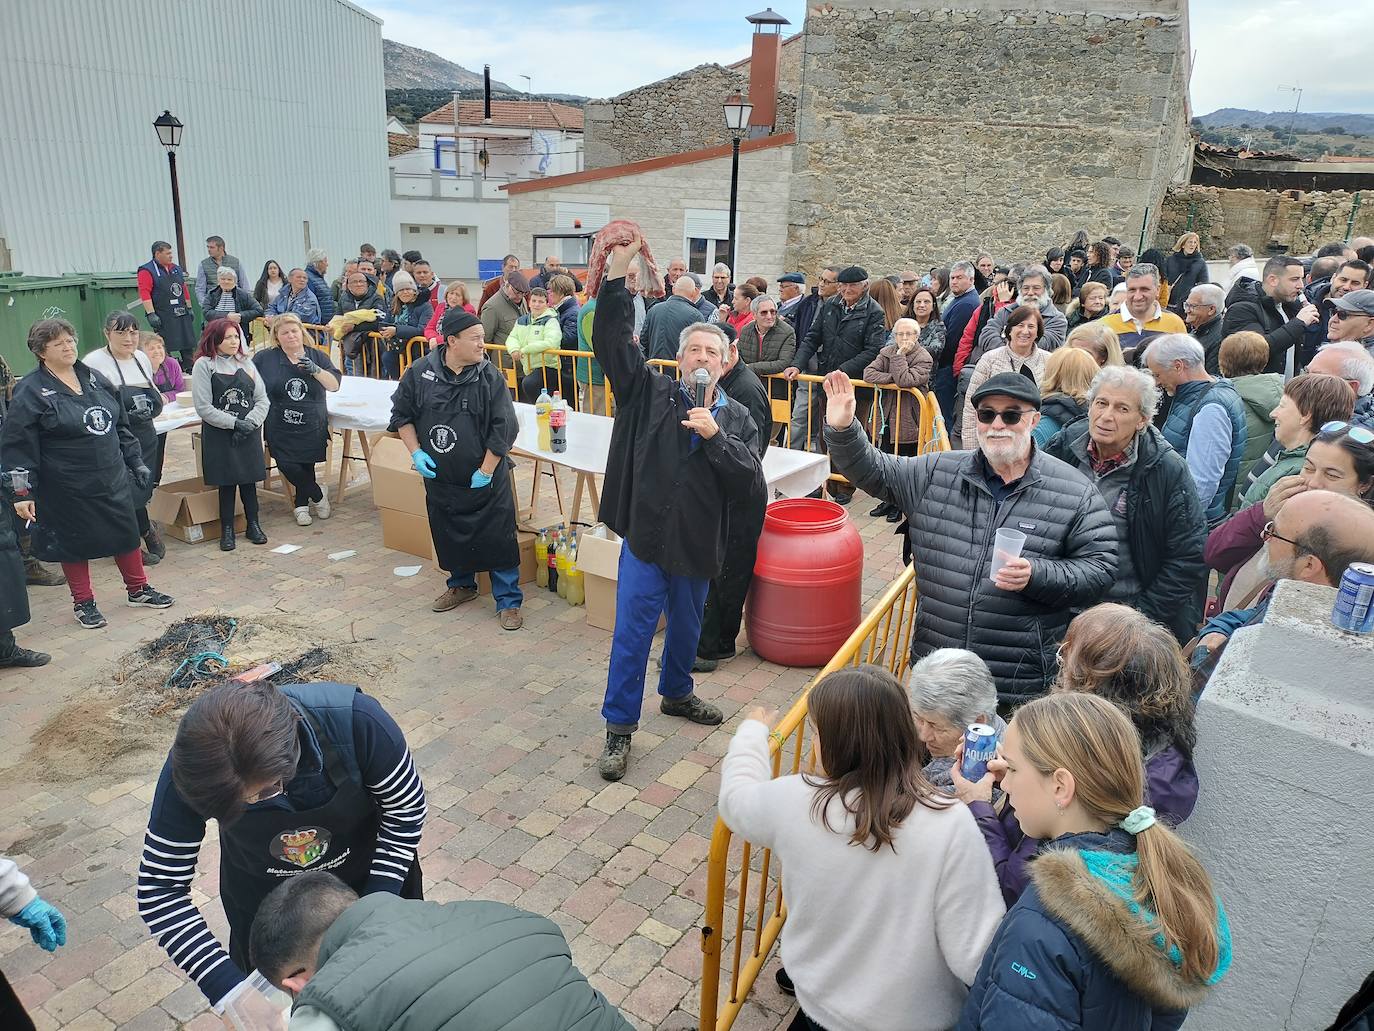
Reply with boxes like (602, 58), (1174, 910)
(1043, 421), (1207, 643)
(1220, 279), (1305, 375)
(791, 294), (887, 377)
(1163, 251), (1209, 311)
(825, 422), (1117, 703)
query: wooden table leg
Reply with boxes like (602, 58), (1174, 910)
(335, 429), (353, 501)
(570, 472), (586, 526)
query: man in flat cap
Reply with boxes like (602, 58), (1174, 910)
(782, 265), (886, 503)
(390, 307), (524, 630)
(822, 370), (1116, 706)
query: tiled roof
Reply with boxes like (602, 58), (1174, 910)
(388, 132), (419, 157)
(419, 100), (584, 131)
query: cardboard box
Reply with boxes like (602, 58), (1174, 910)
(577, 525), (664, 634)
(148, 476), (246, 544)
(379, 508), (437, 561)
(370, 436), (428, 515)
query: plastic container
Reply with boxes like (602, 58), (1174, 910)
(746, 498), (864, 666)
(535, 388), (553, 451)
(988, 527), (1027, 581)
(0, 274), (90, 371)
(535, 532), (550, 588)
(221, 970), (291, 1030)
(550, 392), (568, 453)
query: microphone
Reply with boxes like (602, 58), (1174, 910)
(692, 368), (710, 409)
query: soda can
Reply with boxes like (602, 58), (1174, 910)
(1332, 562), (1374, 635)
(960, 723), (999, 782)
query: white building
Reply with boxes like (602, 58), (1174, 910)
(388, 99), (583, 283)
(0, 0), (389, 277)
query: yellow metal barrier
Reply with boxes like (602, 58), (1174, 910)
(698, 565), (923, 1031)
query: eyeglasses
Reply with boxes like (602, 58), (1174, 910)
(1319, 420), (1374, 445)
(976, 407), (1032, 425)
(1260, 520), (1301, 547)
(1331, 309), (1371, 320)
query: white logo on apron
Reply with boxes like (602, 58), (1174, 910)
(285, 378), (309, 402)
(83, 406), (113, 435)
(283, 409), (306, 425)
(220, 387), (248, 411)
(170, 282), (184, 299)
(429, 424), (457, 454)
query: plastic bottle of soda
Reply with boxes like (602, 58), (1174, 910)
(566, 537), (585, 606)
(534, 531), (550, 589)
(550, 392), (568, 454)
(556, 535), (571, 599)
(547, 531), (560, 594)
(535, 388), (553, 452)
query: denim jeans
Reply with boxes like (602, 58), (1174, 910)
(447, 567), (523, 610)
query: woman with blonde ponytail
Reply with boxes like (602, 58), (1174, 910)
(958, 692), (1230, 1030)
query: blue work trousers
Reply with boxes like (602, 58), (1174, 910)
(602, 542), (709, 734)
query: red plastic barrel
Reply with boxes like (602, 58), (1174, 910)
(746, 498), (864, 666)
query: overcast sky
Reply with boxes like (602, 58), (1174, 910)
(364, 0), (1374, 116)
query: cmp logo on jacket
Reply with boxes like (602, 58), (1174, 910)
(1011, 962), (1038, 980)
(270, 827), (331, 868)
(429, 424), (457, 454)
(285, 378), (309, 402)
(83, 406), (114, 435)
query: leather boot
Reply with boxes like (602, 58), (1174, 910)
(245, 520), (268, 545)
(220, 526), (236, 552)
(24, 556), (67, 587)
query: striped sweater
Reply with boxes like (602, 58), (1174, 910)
(136, 691), (427, 1007)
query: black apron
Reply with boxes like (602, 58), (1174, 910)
(27, 367), (141, 563)
(260, 347), (329, 464)
(415, 372), (519, 576)
(141, 260), (196, 356)
(0, 509), (28, 633)
(104, 348), (164, 507)
(200, 365), (266, 487)
(216, 709), (420, 972)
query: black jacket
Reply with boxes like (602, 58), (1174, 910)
(1043, 421), (1207, 643)
(792, 294), (887, 378)
(1163, 251), (1209, 308)
(1193, 315), (1227, 375)
(642, 295), (707, 362)
(786, 290), (823, 348)
(825, 421), (1116, 703)
(554, 296), (580, 351)
(592, 278), (764, 579)
(720, 361), (771, 458)
(1220, 279), (1305, 375)
(203, 287), (265, 329)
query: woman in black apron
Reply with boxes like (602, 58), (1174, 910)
(191, 320), (269, 551)
(252, 313), (339, 526)
(388, 309), (524, 629)
(85, 311), (167, 564)
(1, 318), (175, 629)
(137, 679), (425, 1009)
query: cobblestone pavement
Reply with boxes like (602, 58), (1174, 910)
(0, 434), (907, 1029)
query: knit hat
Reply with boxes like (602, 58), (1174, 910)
(391, 271), (417, 293)
(440, 308), (482, 338)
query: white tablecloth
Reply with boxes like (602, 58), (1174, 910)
(326, 376), (401, 432)
(153, 402), (201, 435)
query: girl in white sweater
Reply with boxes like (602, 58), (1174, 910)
(719, 665), (1005, 1031)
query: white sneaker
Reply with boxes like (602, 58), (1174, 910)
(313, 486), (331, 520)
(294, 506), (313, 526)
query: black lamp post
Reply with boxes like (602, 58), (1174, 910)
(153, 110), (187, 271)
(721, 94), (753, 276)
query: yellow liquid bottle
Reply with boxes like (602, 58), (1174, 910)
(556, 538), (570, 598)
(534, 533), (549, 589)
(535, 388), (553, 452)
(566, 549), (585, 606)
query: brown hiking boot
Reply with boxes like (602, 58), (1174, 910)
(24, 556), (67, 587)
(432, 586), (478, 612)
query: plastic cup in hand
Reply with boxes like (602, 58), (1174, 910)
(988, 528), (1027, 581)
(8, 469), (31, 497)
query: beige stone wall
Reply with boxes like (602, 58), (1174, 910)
(507, 144), (795, 283)
(583, 64), (797, 169)
(785, 1), (1190, 276)
(1158, 185), (1374, 258)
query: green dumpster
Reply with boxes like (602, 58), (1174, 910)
(0, 274), (91, 374)
(84, 273), (148, 348)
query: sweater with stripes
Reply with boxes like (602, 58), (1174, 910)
(136, 690), (427, 1006)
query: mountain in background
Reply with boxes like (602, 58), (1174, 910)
(383, 38), (514, 91)
(1196, 109), (1374, 135)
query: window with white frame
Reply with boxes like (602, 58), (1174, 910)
(684, 209), (731, 274)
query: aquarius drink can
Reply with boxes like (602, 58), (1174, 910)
(1332, 562), (1374, 634)
(960, 723), (999, 781)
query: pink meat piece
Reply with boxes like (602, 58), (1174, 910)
(586, 219), (664, 299)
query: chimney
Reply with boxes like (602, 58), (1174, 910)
(744, 7), (790, 134)
(483, 65), (492, 123)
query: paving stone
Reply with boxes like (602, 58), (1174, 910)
(600, 934), (667, 988)
(621, 966), (692, 1025)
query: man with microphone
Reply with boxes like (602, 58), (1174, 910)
(592, 230), (765, 781)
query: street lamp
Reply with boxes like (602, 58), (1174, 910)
(153, 110), (187, 271)
(722, 94), (753, 276)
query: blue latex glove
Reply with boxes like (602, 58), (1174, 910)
(11, 898), (67, 952)
(411, 449), (437, 479)
(470, 469), (492, 488)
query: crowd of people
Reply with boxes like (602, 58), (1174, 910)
(3, 217), (1374, 1031)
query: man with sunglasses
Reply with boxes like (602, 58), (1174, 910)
(1326, 289), (1374, 358)
(1193, 490), (1374, 680)
(822, 370), (1116, 706)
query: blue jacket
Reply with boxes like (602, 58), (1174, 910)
(959, 829), (1230, 1031)
(1161, 377), (1247, 524)
(554, 295), (580, 352)
(269, 285), (321, 324)
(307, 266), (336, 323)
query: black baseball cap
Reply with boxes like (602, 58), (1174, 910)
(970, 372), (1042, 410)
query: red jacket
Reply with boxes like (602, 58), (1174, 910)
(1204, 502), (1265, 604)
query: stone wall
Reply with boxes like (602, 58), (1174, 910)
(507, 143), (794, 285)
(785, 0), (1191, 276)
(583, 63), (797, 169)
(1158, 185), (1374, 258)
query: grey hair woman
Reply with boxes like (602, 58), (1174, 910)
(908, 648), (1003, 791)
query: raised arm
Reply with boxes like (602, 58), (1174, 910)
(820, 371), (930, 511)
(591, 238), (652, 401)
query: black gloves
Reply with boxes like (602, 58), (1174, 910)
(297, 357), (321, 376)
(130, 466), (152, 491)
(146, 312), (163, 331)
(232, 418), (254, 443)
